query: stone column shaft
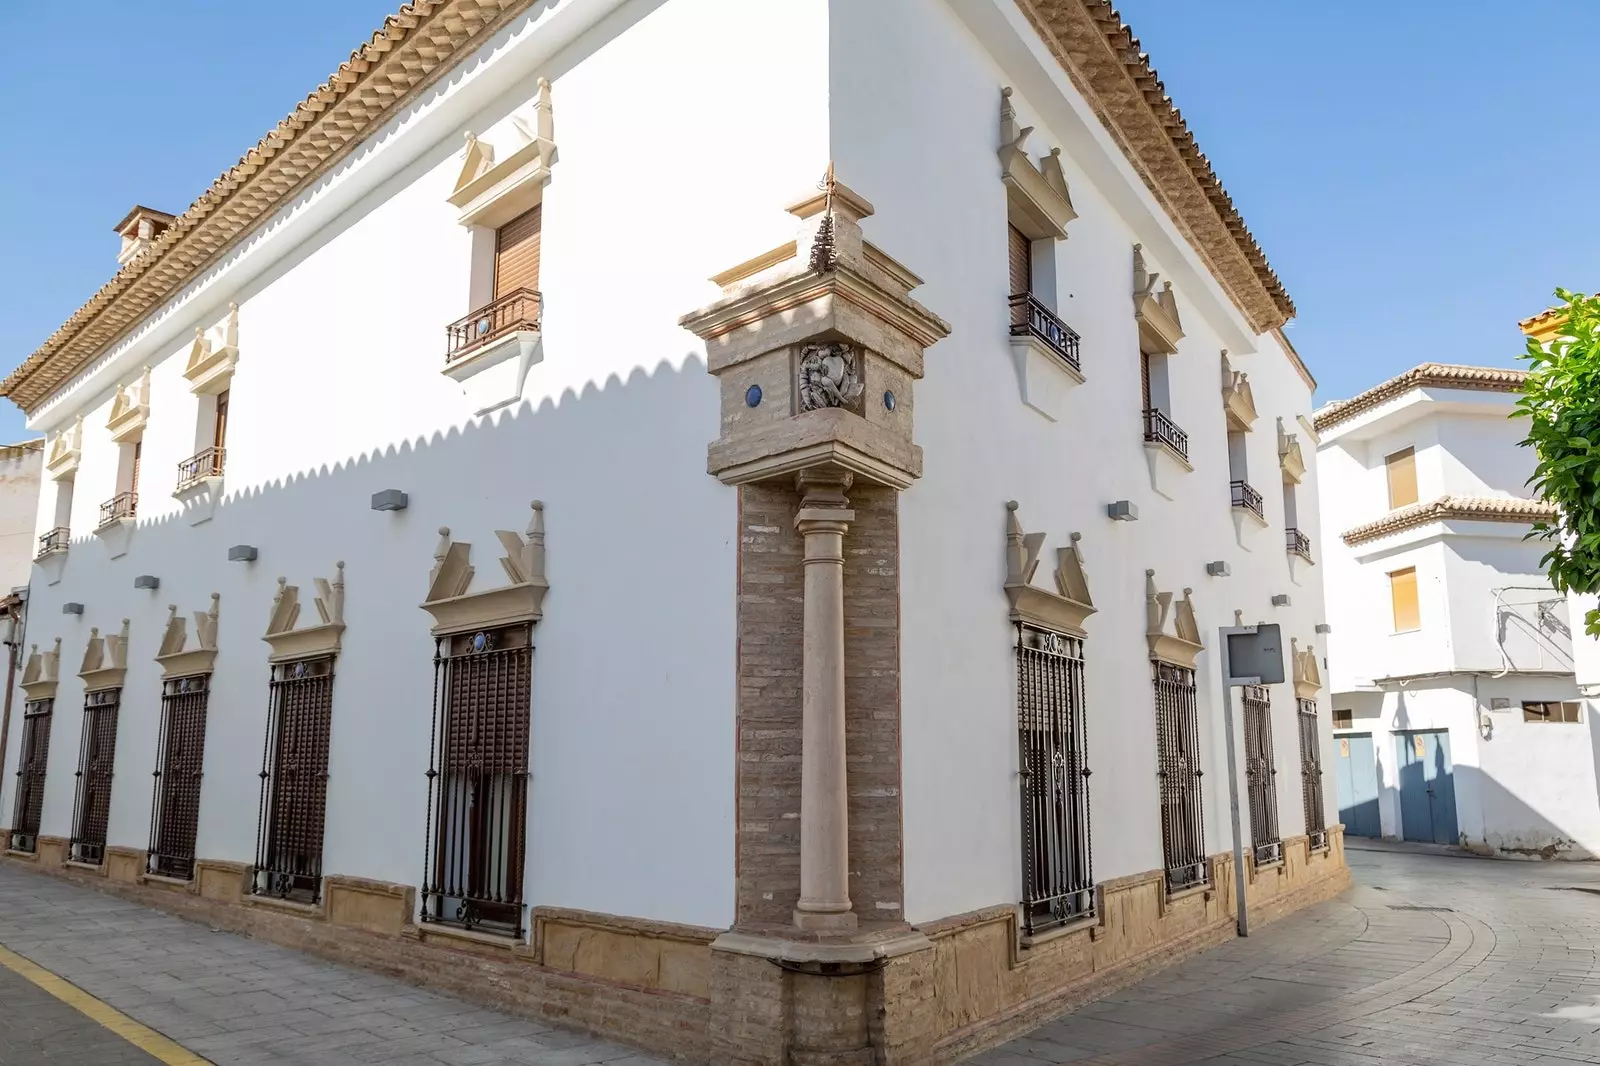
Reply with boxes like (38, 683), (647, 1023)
(793, 470), (856, 931)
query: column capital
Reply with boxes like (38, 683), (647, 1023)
(795, 468), (854, 533)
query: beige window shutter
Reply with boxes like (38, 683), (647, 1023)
(1389, 567), (1419, 632)
(1385, 447), (1417, 509)
(494, 205), (542, 297)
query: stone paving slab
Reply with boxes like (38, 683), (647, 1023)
(0, 863), (667, 1065)
(975, 842), (1600, 1066)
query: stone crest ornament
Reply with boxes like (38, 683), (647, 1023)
(420, 501), (549, 636)
(263, 563), (346, 662)
(1003, 502), (1096, 636)
(797, 342), (864, 413)
(79, 619), (131, 692)
(154, 594), (221, 678)
(1145, 569), (1203, 667)
(20, 638), (62, 701)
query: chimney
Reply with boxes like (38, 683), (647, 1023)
(114, 205), (177, 267)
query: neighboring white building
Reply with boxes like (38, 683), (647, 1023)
(0, 2), (1346, 1061)
(0, 441), (43, 593)
(1315, 363), (1597, 858)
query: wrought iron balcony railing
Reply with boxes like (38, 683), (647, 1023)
(1286, 527), (1313, 562)
(445, 287), (542, 364)
(1143, 407), (1189, 462)
(1008, 292), (1081, 374)
(37, 527), (69, 558)
(176, 446), (225, 493)
(98, 492), (137, 528)
(1230, 479), (1264, 520)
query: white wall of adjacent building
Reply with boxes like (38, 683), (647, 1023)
(0, 445), (43, 593)
(1319, 382), (1600, 857)
(831, 0), (1331, 924)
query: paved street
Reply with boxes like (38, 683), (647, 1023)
(4, 845), (1600, 1064)
(978, 840), (1600, 1066)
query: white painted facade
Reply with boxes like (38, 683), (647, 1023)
(0, 444), (43, 594)
(3, 0), (1331, 940)
(1317, 375), (1600, 856)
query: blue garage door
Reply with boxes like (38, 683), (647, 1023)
(1395, 730), (1458, 845)
(1335, 733), (1380, 838)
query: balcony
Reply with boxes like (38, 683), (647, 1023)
(1143, 407), (1189, 462)
(176, 447), (225, 493)
(1008, 293), (1081, 374)
(36, 527), (69, 559)
(1286, 527), (1314, 563)
(1230, 480), (1264, 521)
(98, 492), (137, 529)
(446, 288), (542, 365)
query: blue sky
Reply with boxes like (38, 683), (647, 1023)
(1, 2), (1593, 443)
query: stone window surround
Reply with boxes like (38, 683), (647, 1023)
(1003, 501), (1095, 637)
(155, 595), (221, 679)
(45, 417), (82, 483)
(1145, 570), (1203, 669)
(106, 368), (151, 445)
(419, 501), (547, 637)
(19, 639), (63, 703)
(78, 619), (131, 694)
(264, 563), (346, 663)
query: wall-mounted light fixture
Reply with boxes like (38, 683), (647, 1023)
(371, 489), (409, 511)
(133, 575), (160, 590)
(1271, 594), (1291, 607)
(1106, 501), (1138, 522)
(1314, 622), (1332, 634)
(228, 545), (258, 562)
(1205, 561), (1231, 577)
(62, 602), (84, 615)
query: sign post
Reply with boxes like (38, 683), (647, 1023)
(1218, 622), (1284, 938)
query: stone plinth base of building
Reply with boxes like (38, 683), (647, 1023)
(0, 827), (1346, 1063)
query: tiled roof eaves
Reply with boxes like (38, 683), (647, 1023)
(1342, 495), (1556, 546)
(1016, 0), (1294, 335)
(1313, 363), (1527, 433)
(2, 0), (537, 413)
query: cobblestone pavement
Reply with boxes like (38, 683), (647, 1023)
(6, 845), (1600, 1064)
(976, 840), (1600, 1066)
(0, 863), (666, 1065)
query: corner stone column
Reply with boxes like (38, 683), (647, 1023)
(793, 468), (856, 932)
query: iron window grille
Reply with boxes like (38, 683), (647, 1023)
(252, 657), (336, 903)
(147, 674), (210, 880)
(1230, 480), (1264, 520)
(422, 623), (533, 939)
(1154, 661), (1206, 892)
(1016, 624), (1094, 935)
(1242, 684), (1282, 866)
(69, 688), (121, 865)
(1297, 698), (1327, 851)
(9, 699), (53, 853)
(1143, 408), (1189, 461)
(1008, 293), (1082, 374)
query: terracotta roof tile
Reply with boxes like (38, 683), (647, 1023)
(1341, 495), (1555, 546)
(1314, 363), (1526, 433)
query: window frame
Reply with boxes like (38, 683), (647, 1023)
(1523, 700), (1582, 724)
(1388, 566), (1421, 633)
(1385, 446), (1418, 509)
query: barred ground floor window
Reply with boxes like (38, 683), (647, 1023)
(148, 674), (211, 880)
(423, 622), (533, 939)
(1016, 624), (1093, 935)
(1154, 661), (1206, 892)
(9, 699), (53, 854)
(71, 687), (121, 866)
(1298, 697), (1327, 851)
(1241, 684), (1281, 866)
(253, 657), (336, 903)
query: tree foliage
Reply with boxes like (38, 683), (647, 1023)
(1517, 288), (1600, 636)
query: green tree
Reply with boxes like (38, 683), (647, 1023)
(1517, 288), (1600, 636)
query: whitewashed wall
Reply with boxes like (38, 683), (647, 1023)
(4, 0), (833, 931)
(831, 0), (1330, 924)
(0, 447), (42, 593)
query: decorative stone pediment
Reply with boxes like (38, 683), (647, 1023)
(1146, 570), (1203, 667)
(45, 417), (82, 481)
(155, 594), (220, 678)
(20, 639), (62, 701)
(681, 167), (952, 492)
(1221, 351), (1256, 432)
(1278, 418), (1305, 483)
(264, 563), (345, 662)
(1133, 245), (1183, 355)
(1003, 502), (1095, 636)
(1291, 638), (1322, 700)
(184, 303), (239, 395)
(78, 619), (131, 692)
(448, 78), (557, 228)
(420, 502), (548, 636)
(998, 88), (1077, 241)
(107, 368), (151, 443)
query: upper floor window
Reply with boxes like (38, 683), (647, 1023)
(1389, 566), (1420, 632)
(1386, 446), (1418, 509)
(1523, 700), (1581, 724)
(444, 205), (544, 369)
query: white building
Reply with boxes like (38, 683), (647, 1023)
(1316, 363), (1597, 858)
(0, 1), (1346, 1061)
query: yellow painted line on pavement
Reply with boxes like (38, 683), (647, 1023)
(0, 942), (213, 1065)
